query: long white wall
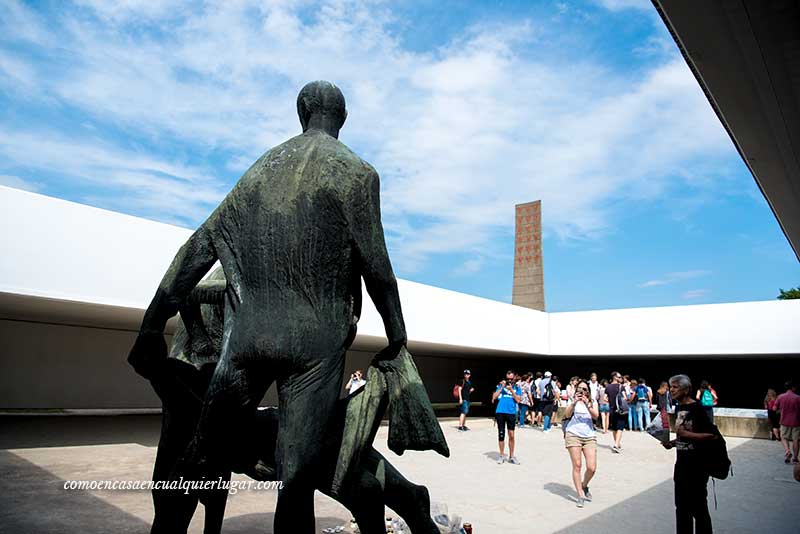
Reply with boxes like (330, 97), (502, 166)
(1, 185), (798, 357)
(0, 185), (549, 355)
(549, 300), (800, 356)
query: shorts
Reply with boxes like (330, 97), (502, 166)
(459, 400), (470, 415)
(496, 412), (516, 441)
(565, 433), (597, 449)
(599, 403), (610, 413)
(533, 398), (541, 412)
(781, 425), (800, 441)
(610, 411), (627, 431)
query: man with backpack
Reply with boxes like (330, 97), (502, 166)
(455, 370), (475, 431)
(635, 378), (653, 431)
(532, 371), (544, 427)
(663, 374), (717, 534)
(605, 372), (627, 453)
(540, 371), (558, 432)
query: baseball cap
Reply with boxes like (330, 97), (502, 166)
(463, 369), (471, 374)
(544, 371), (552, 377)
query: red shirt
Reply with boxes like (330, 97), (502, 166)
(775, 391), (800, 427)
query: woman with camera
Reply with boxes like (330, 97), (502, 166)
(345, 370), (366, 395)
(563, 379), (599, 508)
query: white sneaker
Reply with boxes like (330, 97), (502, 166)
(508, 456), (520, 465)
(497, 455), (505, 465)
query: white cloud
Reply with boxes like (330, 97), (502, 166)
(0, 174), (40, 192)
(0, 1), (738, 272)
(682, 288), (710, 299)
(0, 130), (227, 225)
(0, 51), (37, 90)
(638, 270), (711, 288)
(593, 0), (652, 11)
(452, 257), (485, 277)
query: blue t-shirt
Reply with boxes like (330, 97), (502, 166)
(495, 384), (521, 414)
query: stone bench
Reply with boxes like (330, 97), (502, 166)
(705, 408), (773, 439)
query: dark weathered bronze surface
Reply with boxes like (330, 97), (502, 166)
(128, 81), (446, 533)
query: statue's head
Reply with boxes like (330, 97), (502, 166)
(297, 81), (347, 138)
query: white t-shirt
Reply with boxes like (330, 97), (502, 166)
(565, 401), (596, 438)
(348, 378), (366, 394)
(534, 378), (543, 399)
(589, 381), (599, 402)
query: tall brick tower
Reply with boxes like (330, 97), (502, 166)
(512, 200), (545, 310)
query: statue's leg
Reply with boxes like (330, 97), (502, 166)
(273, 352), (345, 534)
(360, 449), (440, 534)
(154, 361), (236, 534)
(333, 470), (388, 534)
(151, 418), (200, 534)
(198, 486), (229, 534)
(150, 368), (207, 534)
(176, 353), (274, 479)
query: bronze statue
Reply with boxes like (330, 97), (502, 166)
(129, 81), (446, 533)
(132, 269), (440, 533)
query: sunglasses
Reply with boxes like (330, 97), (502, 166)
(577, 387), (589, 392)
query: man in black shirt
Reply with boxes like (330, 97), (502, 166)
(457, 370), (475, 431)
(605, 371), (626, 453)
(663, 374), (716, 534)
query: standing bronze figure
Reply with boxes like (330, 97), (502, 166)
(129, 81), (445, 533)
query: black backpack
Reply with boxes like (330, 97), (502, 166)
(615, 387), (629, 414)
(543, 381), (555, 402)
(699, 424), (732, 480)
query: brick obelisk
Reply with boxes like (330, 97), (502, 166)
(512, 200), (545, 310)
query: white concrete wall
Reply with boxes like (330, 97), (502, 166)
(1, 185), (798, 358)
(0, 185), (192, 308)
(0, 317), (497, 409)
(0, 186), (548, 355)
(361, 280), (549, 354)
(548, 300), (800, 356)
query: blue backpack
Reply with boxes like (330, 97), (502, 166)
(701, 389), (714, 407)
(636, 385), (648, 401)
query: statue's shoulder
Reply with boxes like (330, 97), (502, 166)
(322, 136), (379, 182)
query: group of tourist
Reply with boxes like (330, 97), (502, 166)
(449, 368), (737, 532)
(454, 369), (719, 438)
(337, 365), (800, 533)
(480, 369), (725, 528)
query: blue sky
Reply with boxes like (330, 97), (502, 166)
(1, 0), (797, 311)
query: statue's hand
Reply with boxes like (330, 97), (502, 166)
(371, 340), (405, 371)
(127, 332), (168, 379)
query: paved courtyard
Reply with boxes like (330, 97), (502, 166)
(1, 415), (798, 533)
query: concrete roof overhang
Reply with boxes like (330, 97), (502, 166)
(654, 0), (800, 261)
(2, 184), (799, 360)
(0, 291), (539, 360)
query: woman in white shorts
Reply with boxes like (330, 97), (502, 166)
(563, 379), (599, 508)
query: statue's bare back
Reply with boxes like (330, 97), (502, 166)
(209, 131), (377, 360)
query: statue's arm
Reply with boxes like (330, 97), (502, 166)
(350, 170), (406, 348)
(129, 223), (218, 376)
(140, 223), (218, 335)
(187, 279), (226, 305)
